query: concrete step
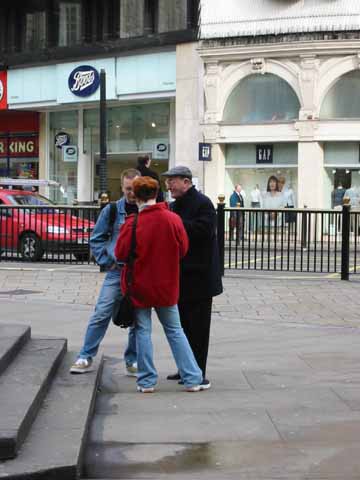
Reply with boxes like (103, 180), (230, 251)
(0, 352), (103, 480)
(0, 325), (31, 377)
(0, 338), (67, 460)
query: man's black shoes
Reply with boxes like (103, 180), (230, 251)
(167, 372), (181, 381)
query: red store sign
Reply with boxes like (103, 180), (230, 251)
(0, 137), (39, 158)
(0, 72), (7, 110)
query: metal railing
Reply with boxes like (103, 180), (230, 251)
(0, 205), (100, 263)
(217, 203), (357, 279)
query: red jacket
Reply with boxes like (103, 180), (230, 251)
(114, 202), (189, 308)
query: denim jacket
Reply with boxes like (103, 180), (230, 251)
(90, 198), (126, 268)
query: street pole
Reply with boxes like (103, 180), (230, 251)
(341, 199), (351, 281)
(99, 69), (107, 194)
(217, 195), (225, 276)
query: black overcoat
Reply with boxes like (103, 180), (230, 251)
(171, 186), (223, 302)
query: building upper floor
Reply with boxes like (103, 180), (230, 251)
(0, 0), (199, 67)
(200, 0), (360, 40)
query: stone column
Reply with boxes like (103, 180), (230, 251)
(203, 143), (225, 206)
(77, 109), (93, 203)
(169, 99), (176, 168)
(175, 42), (202, 178)
(299, 55), (320, 120)
(38, 112), (47, 180)
(297, 141), (324, 209)
(38, 112), (48, 197)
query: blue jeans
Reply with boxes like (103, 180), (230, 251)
(135, 305), (202, 389)
(79, 270), (137, 365)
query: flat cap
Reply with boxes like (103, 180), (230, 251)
(161, 165), (192, 179)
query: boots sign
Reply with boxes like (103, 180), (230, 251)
(68, 65), (100, 97)
(0, 137), (38, 157)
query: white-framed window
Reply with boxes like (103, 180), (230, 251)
(120, 0), (144, 38)
(320, 70), (360, 119)
(158, 0), (187, 33)
(223, 73), (300, 124)
(59, 2), (82, 47)
(25, 11), (47, 50)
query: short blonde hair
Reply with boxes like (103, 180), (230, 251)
(121, 168), (140, 184)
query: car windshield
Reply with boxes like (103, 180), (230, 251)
(7, 194), (55, 206)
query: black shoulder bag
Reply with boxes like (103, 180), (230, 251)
(112, 214), (138, 328)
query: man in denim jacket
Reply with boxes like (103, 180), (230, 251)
(70, 169), (139, 374)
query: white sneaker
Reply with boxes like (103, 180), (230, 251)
(70, 358), (93, 374)
(185, 379), (212, 392)
(137, 386), (155, 393)
(126, 363), (138, 377)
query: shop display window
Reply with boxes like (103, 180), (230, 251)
(49, 111), (78, 204)
(320, 70), (360, 119)
(225, 168), (298, 209)
(223, 73), (300, 124)
(84, 102), (170, 200)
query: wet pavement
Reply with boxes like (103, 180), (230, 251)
(1, 264), (360, 479)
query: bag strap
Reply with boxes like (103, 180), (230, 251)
(108, 202), (117, 232)
(125, 213), (138, 293)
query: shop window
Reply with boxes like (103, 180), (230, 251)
(49, 111), (78, 204)
(84, 103), (170, 200)
(320, 70), (360, 119)
(59, 2), (82, 46)
(24, 11), (47, 50)
(157, 0), (187, 33)
(223, 73), (300, 124)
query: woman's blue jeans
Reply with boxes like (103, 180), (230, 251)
(78, 270), (137, 365)
(135, 305), (202, 388)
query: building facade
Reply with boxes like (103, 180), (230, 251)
(0, 0), (199, 202)
(194, 0), (360, 208)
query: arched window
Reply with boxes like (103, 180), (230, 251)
(223, 73), (300, 124)
(320, 70), (360, 119)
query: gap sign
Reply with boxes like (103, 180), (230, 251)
(0, 137), (39, 157)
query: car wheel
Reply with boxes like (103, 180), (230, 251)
(74, 252), (90, 262)
(20, 232), (44, 261)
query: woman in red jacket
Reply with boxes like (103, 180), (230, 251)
(115, 177), (203, 393)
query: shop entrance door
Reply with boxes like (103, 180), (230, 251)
(334, 169), (351, 189)
(95, 152), (169, 201)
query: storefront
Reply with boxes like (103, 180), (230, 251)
(193, 2), (360, 208)
(0, 111), (39, 180)
(225, 143), (298, 206)
(8, 51), (176, 203)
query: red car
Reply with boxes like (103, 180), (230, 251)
(0, 189), (95, 261)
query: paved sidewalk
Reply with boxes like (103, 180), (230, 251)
(1, 264), (360, 479)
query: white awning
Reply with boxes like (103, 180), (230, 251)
(0, 179), (60, 187)
(200, 0), (360, 38)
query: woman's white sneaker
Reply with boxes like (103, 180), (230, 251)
(185, 379), (211, 392)
(70, 358), (93, 374)
(137, 386), (155, 393)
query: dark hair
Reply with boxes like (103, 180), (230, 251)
(121, 168), (140, 184)
(133, 176), (159, 201)
(267, 175), (280, 192)
(137, 155), (150, 168)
